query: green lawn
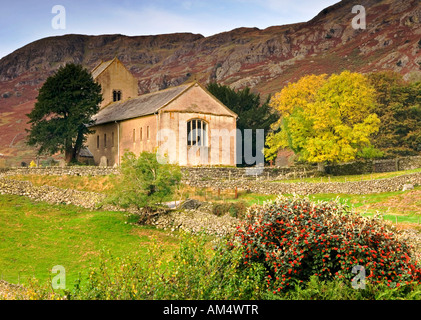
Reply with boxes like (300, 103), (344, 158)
(0, 194), (179, 289)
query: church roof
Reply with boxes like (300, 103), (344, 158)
(92, 83), (194, 125)
(78, 147), (94, 158)
(91, 58), (116, 79)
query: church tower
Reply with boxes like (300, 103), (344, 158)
(91, 57), (138, 109)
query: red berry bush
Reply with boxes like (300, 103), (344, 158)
(233, 195), (421, 293)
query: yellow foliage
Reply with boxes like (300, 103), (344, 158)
(269, 73), (328, 118)
(265, 71), (380, 164)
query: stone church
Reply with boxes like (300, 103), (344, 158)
(85, 58), (238, 167)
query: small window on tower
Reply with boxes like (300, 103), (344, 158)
(113, 90), (122, 102)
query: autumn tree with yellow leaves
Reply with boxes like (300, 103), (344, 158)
(264, 71), (381, 170)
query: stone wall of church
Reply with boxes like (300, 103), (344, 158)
(159, 84), (237, 166)
(86, 122), (119, 166)
(119, 114), (158, 157)
(159, 111), (237, 166)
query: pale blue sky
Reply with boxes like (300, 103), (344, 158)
(0, 0), (339, 59)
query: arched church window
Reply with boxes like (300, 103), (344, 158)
(187, 119), (208, 147)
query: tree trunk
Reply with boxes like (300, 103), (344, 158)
(64, 145), (74, 164)
(73, 130), (84, 162)
(317, 162), (325, 173)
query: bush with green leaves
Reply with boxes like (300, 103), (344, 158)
(211, 201), (248, 219)
(67, 233), (267, 300)
(232, 195), (421, 294)
(108, 151), (182, 211)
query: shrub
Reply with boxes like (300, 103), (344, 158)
(212, 201), (248, 219)
(211, 203), (231, 216)
(68, 233), (267, 300)
(232, 195), (421, 294)
(108, 151), (182, 211)
(282, 274), (421, 300)
(228, 201), (248, 219)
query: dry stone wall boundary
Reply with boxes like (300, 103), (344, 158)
(1, 163), (421, 202)
(0, 166), (119, 177)
(0, 177), (108, 209)
(187, 172), (421, 195)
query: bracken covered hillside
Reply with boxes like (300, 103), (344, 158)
(0, 0), (420, 164)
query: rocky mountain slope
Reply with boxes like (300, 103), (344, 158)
(0, 0), (420, 165)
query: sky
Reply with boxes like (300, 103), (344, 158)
(0, 0), (340, 59)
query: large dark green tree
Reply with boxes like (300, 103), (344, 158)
(206, 82), (279, 166)
(367, 71), (421, 157)
(26, 63), (103, 164)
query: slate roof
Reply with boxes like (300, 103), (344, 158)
(78, 147), (94, 158)
(91, 59), (115, 79)
(92, 83), (193, 125)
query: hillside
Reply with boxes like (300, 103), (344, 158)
(0, 0), (420, 165)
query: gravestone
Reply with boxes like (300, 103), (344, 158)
(99, 156), (108, 167)
(58, 159), (66, 168)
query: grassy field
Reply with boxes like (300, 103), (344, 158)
(0, 194), (180, 289)
(2, 169), (421, 293)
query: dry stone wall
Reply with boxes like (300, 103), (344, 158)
(1, 166), (119, 177)
(2, 165), (421, 196)
(0, 177), (108, 209)
(182, 166), (317, 182)
(187, 172), (421, 195)
(326, 156), (421, 176)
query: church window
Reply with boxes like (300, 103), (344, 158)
(113, 90), (122, 102)
(187, 119), (207, 147)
